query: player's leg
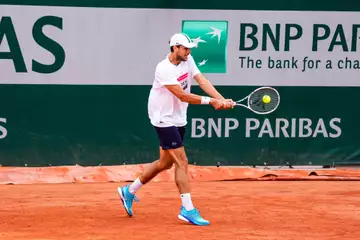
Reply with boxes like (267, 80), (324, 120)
(127, 126), (180, 192)
(117, 126), (179, 216)
(117, 148), (173, 217)
(168, 147), (209, 226)
(173, 126), (190, 192)
(173, 126), (191, 195)
(137, 147), (173, 185)
(171, 126), (192, 208)
(169, 126), (210, 226)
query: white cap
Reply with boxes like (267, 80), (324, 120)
(169, 33), (197, 48)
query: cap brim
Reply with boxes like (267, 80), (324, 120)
(183, 42), (197, 48)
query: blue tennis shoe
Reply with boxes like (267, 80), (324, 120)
(178, 206), (210, 226)
(117, 185), (139, 216)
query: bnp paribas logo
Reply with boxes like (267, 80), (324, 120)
(182, 20), (228, 73)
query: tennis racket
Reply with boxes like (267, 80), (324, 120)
(233, 87), (280, 114)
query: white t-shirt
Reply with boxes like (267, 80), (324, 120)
(148, 54), (200, 128)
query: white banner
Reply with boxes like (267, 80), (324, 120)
(0, 5), (359, 86)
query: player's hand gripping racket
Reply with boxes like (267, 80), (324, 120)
(233, 87), (280, 114)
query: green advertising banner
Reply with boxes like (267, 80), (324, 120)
(0, 3), (359, 167)
(1, 85), (359, 167)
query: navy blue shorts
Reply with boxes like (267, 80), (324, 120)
(154, 126), (186, 150)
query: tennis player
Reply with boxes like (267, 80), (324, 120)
(117, 33), (234, 226)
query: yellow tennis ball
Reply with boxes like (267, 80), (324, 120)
(262, 95), (271, 104)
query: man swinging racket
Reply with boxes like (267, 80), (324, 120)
(117, 33), (234, 226)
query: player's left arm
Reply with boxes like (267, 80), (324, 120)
(193, 73), (225, 100)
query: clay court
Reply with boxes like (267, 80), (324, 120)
(1, 180), (359, 240)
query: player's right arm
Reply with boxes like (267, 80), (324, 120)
(164, 84), (223, 109)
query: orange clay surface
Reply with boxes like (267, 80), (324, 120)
(1, 181), (359, 240)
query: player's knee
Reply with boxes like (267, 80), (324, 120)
(162, 161), (173, 170)
(157, 158), (173, 171)
(175, 156), (188, 170)
(178, 152), (188, 165)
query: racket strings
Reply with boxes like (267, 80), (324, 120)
(249, 88), (279, 113)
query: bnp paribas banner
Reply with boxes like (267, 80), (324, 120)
(1, 5), (359, 86)
(0, 5), (360, 167)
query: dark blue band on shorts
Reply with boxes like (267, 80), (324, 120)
(154, 126), (186, 150)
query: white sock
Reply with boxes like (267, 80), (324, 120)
(129, 178), (143, 194)
(180, 193), (194, 211)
